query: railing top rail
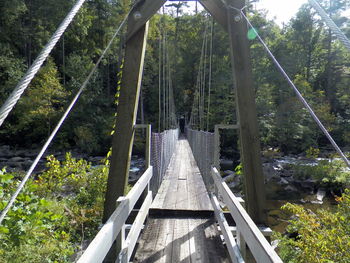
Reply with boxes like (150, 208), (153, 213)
(211, 167), (283, 263)
(77, 166), (153, 263)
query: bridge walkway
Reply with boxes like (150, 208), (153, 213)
(133, 138), (230, 262)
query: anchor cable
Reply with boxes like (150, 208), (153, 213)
(0, 0), (87, 128)
(0, 6), (133, 225)
(230, 7), (350, 168)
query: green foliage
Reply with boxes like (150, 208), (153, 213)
(291, 155), (350, 189)
(306, 146), (320, 159)
(0, 168), (73, 262)
(274, 190), (350, 263)
(0, 153), (108, 262)
(38, 152), (90, 195)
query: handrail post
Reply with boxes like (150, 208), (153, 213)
(115, 197), (126, 259)
(214, 125), (220, 171)
(145, 124), (151, 169)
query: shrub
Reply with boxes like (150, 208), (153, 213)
(274, 190), (350, 263)
(0, 153), (109, 262)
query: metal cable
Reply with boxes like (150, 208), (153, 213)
(308, 0), (350, 52)
(235, 9), (350, 168)
(158, 34), (162, 132)
(0, 0), (87, 128)
(0, 8), (132, 225)
(207, 18), (214, 131)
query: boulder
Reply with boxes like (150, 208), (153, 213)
(284, 185), (298, 192)
(222, 170), (235, 178)
(9, 156), (25, 162)
(316, 188), (326, 202)
(278, 178), (289, 186)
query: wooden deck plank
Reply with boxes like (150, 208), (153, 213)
(150, 138), (213, 212)
(133, 138), (229, 262)
(133, 217), (230, 263)
(133, 219), (161, 262)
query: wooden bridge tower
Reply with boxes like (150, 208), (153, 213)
(103, 0), (267, 253)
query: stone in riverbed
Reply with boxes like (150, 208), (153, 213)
(9, 156), (25, 162)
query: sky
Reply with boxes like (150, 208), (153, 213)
(254, 0), (308, 25)
(170, 0), (350, 26)
(182, 0), (308, 25)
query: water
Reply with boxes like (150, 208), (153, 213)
(265, 181), (337, 233)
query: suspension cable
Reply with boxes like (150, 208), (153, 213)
(0, 6), (133, 225)
(232, 7), (350, 168)
(308, 0), (350, 53)
(158, 32), (162, 132)
(197, 20), (208, 130)
(202, 18), (209, 131)
(0, 0), (87, 128)
(206, 18), (214, 131)
(162, 13), (166, 130)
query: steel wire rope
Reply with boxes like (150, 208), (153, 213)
(163, 28), (167, 130)
(158, 30), (162, 132)
(0, 0), (87, 128)
(230, 6), (350, 168)
(202, 18), (209, 131)
(0, 6), (134, 225)
(196, 21), (208, 130)
(206, 18), (214, 131)
(308, 0), (350, 53)
(166, 44), (171, 129)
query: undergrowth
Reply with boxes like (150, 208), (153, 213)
(274, 190), (350, 263)
(0, 153), (108, 262)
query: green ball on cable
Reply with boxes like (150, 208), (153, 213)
(247, 28), (258, 40)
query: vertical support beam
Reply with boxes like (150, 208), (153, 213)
(146, 125), (151, 168)
(103, 21), (149, 222)
(214, 125), (220, 171)
(226, 0), (266, 225)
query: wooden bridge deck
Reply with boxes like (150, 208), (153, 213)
(133, 138), (230, 262)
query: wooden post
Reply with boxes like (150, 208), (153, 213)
(102, 20), (149, 262)
(199, 0), (228, 31)
(226, 0), (266, 225)
(103, 21), (149, 222)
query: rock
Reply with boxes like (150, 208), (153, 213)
(9, 156), (25, 162)
(298, 178), (317, 192)
(271, 240), (279, 250)
(316, 188), (326, 202)
(311, 200), (323, 204)
(0, 145), (11, 157)
(220, 159), (234, 170)
(224, 173), (239, 183)
(14, 150), (27, 157)
(6, 161), (22, 169)
(22, 159), (34, 170)
(89, 156), (104, 164)
(222, 170), (234, 178)
(263, 163), (281, 182)
(278, 178), (289, 186)
(284, 185), (298, 192)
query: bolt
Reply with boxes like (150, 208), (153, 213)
(234, 15), (241, 22)
(133, 11), (142, 20)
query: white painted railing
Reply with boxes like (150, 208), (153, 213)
(210, 167), (283, 263)
(77, 166), (153, 263)
(77, 125), (179, 263)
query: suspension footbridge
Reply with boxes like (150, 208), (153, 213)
(1, 0), (350, 262)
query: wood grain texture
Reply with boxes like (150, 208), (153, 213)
(151, 138), (212, 213)
(103, 22), (149, 223)
(133, 138), (229, 262)
(133, 217), (230, 263)
(226, 0), (267, 224)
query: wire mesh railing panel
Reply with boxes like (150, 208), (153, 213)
(150, 128), (178, 197)
(186, 127), (215, 189)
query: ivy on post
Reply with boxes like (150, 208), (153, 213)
(225, 0), (267, 225)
